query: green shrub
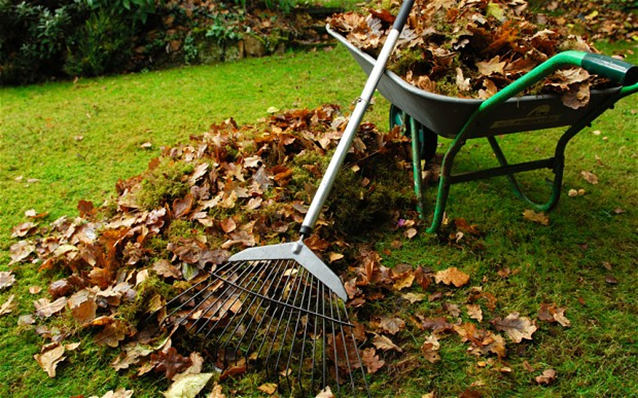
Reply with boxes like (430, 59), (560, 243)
(63, 8), (132, 77)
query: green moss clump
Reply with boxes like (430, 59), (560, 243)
(119, 274), (175, 326)
(166, 219), (201, 244)
(135, 159), (194, 209)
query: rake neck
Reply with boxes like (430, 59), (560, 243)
(300, 3), (413, 235)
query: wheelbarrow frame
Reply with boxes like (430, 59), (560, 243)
(328, 25), (638, 232)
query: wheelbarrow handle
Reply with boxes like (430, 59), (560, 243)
(479, 50), (638, 113)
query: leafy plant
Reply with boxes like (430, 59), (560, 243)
(205, 13), (241, 44)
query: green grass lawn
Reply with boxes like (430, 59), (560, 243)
(1, 42), (637, 397)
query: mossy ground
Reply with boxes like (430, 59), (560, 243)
(1, 41), (637, 396)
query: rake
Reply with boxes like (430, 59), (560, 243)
(164, 1), (415, 394)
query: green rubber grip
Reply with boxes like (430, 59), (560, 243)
(581, 53), (638, 86)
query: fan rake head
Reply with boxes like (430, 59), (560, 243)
(164, 242), (368, 396)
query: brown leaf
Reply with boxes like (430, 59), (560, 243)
(434, 267), (470, 287)
(392, 271), (415, 291)
(11, 221), (37, 238)
(0, 271), (16, 290)
(173, 193), (195, 219)
(522, 209), (549, 225)
(401, 292), (425, 303)
(96, 320), (128, 348)
(153, 259), (182, 279)
(361, 347), (384, 373)
(377, 316), (405, 335)
(67, 289), (97, 324)
(9, 240), (35, 264)
(220, 217), (237, 234)
(372, 333), (403, 352)
(404, 228), (417, 239)
(18, 314), (35, 325)
(535, 368), (557, 385)
(538, 303), (571, 327)
(420, 335), (441, 363)
(257, 383), (278, 395)
(94, 388), (134, 398)
(466, 304), (483, 322)
(34, 297), (67, 318)
(580, 170), (599, 184)
(492, 312), (537, 343)
(315, 386), (335, 398)
(48, 278), (73, 298)
(208, 382), (226, 398)
(29, 285), (42, 294)
(219, 358), (246, 381)
(0, 294), (16, 316)
(151, 347), (192, 380)
(34, 343), (66, 377)
(328, 252), (344, 263)
(77, 200), (95, 218)
(476, 56), (506, 76)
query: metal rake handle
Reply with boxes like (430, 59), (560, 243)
(299, 0), (415, 237)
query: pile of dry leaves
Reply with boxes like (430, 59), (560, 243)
(3, 104), (571, 396)
(328, 0), (625, 108)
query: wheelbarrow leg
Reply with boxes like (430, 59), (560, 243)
(409, 116), (425, 218)
(426, 133), (466, 233)
(486, 136), (562, 212)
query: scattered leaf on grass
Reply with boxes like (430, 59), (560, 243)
(9, 240), (35, 264)
(11, 222), (37, 238)
(492, 312), (537, 343)
(405, 228), (417, 239)
(522, 209), (549, 225)
(580, 170), (598, 184)
(1, 294), (16, 316)
(605, 275), (618, 285)
(29, 285), (42, 294)
(34, 343), (66, 377)
(34, 297), (67, 318)
(207, 383), (225, 398)
(377, 316), (406, 335)
(361, 347), (384, 373)
(535, 368), (557, 385)
(162, 372), (213, 398)
(89, 388), (134, 398)
(538, 303), (570, 327)
(67, 289), (97, 324)
(18, 314), (35, 325)
(0, 271), (16, 290)
(466, 304), (483, 322)
(257, 383), (278, 395)
(372, 333), (403, 352)
(315, 386), (335, 398)
(420, 335), (441, 363)
(434, 267), (470, 287)
(402, 292), (425, 303)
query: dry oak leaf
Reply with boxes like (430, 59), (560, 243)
(405, 227), (417, 239)
(328, 252), (344, 263)
(535, 368), (557, 385)
(96, 320), (128, 348)
(9, 240), (35, 264)
(11, 221), (37, 238)
(29, 285), (42, 294)
(492, 312), (537, 343)
(151, 347), (192, 380)
(315, 386), (335, 398)
(420, 335), (441, 363)
(466, 304), (483, 322)
(257, 383), (278, 395)
(372, 333), (403, 352)
(34, 343), (66, 377)
(402, 292), (425, 303)
(67, 289), (97, 324)
(1, 294), (16, 316)
(207, 383), (225, 398)
(34, 297), (67, 318)
(476, 55), (506, 76)
(378, 316), (406, 335)
(162, 372), (213, 398)
(153, 259), (182, 279)
(361, 347), (384, 374)
(434, 267), (470, 287)
(538, 303), (571, 327)
(522, 209), (549, 226)
(220, 217), (237, 234)
(89, 388), (134, 398)
(392, 271), (415, 291)
(580, 170), (599, 184)
(0, 271), (16, 290)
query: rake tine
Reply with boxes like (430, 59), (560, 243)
(344, 305), (369, 396)
(310, 277), (321, 392)
(186, 261), (255, 333)
(262, 264), (305, 380)
(322, 284), (327, 390)
(196, 260), (266, 336)
(217, 259), (286, 354)
(245, 259), (298, 361)
(296, 274), (318, 395)
(328, 290), (341, 394)
(209, 259), (280, 345)
(239, 259), (292, 359)
(280, 270), (312, 391)
(333, 295), (356, 392)
(167, 260), (245, 325)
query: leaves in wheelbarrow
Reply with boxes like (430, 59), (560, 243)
(329, 0), (617, 108)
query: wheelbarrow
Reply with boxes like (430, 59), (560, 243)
(327, 25), (638, 232)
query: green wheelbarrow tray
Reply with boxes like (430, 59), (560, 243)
(327, 24), (638, 232)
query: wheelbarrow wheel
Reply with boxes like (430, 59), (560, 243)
(389, 105), (438, 163)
